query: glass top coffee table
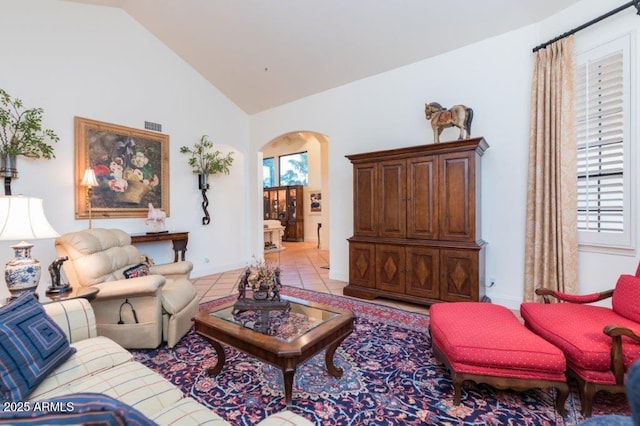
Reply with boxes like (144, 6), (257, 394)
(194, 295), (354, 406)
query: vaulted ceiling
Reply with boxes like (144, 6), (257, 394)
(67, 0), (581, 114)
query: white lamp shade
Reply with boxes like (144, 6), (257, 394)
(0, 196), (59, 241)
(81, 168), (99, 187)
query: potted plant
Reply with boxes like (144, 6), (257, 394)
(0, 88), (59, 194)
(180, 135), (234, 188)
(180, 135), (234, 224)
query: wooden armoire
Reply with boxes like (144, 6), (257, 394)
(345, 138), (489, 306)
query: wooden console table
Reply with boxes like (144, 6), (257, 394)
(130, 232), (189, 262)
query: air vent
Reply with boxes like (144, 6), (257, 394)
(144, 121), (162, 132)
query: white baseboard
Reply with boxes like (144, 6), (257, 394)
(191, 261), (246, 279)
(486, 294), (522, 311)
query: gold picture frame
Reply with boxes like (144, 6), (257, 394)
(74, 116), (170, 219)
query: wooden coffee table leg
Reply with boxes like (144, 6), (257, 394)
(204, 338), (226, 376)
(325, 336), (348, 378)
(282, 368), (296, 407)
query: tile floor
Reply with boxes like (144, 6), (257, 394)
(192, 241), (429, 315)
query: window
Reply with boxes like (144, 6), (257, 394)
(279, 151), (308, 186)
(263, 157), (275, 188)
(576, 34), (632, 249)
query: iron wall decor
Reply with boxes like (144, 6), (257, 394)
(198, 174), (210, 225)
(74, 116), (170, 220)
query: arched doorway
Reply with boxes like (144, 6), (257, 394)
(259, 131), (329, 250)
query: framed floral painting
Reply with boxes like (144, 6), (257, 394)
(74, 117), (170, 219)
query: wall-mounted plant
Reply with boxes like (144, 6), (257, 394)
(180, 135), (234, 225)
(0, 88), (59, 194)
(180, 135), (234, 176)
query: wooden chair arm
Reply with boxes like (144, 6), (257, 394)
(534, 288), (614, 304)
(604, 325), (640, 385)
(604, 325), (640, 340)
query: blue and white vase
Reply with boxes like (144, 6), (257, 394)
(5, 241), (41, 298)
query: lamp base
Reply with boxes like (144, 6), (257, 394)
(5, 241), (40, 298)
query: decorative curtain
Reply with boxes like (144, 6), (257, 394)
(524, 36), (578, 301)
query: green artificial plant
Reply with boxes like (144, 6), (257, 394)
(0, 88), (59, 159)
(180, 135), (234, 175)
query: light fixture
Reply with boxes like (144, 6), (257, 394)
(81, 168), (99, 229)
(0, 196), (59, 299)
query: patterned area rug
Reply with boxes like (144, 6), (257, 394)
(132, 287), (629, 425)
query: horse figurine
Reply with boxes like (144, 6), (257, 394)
(424, 102), (473, 143)
(145, 203), (167, 233)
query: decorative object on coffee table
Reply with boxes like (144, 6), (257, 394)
(424, 102), (473, 143)
(235, 259), (289, 324)
(0, 89), (59, 195)
(0, 196), (59, 298)
(179, 135), (234, 225)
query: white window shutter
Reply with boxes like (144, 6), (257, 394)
(576, 34), (632, 249)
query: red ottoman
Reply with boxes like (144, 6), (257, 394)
(430, 302), (568, 415)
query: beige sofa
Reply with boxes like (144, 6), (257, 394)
(32, 297), (313, 425)
(55, 228), (199, 349)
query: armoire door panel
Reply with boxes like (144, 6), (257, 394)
(440, 249), (478, 302)
(407, 156), (438, 240)
(349, 242), (376, 288)
(440, 154), (474, 242)
(376, 244), (405, 293)
(378, 160), (406, 238)
(406, 247), (439, 298)
(353, 164), (377, 236)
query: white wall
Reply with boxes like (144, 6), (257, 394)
(250, 26), (537, 309)
(0, 0), (250, 299)
(249, 0), (640, 309)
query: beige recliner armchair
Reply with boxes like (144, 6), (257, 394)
(55, 228), (199, 349)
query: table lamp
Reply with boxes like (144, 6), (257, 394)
(81, 168), (99, 228)
(0, 195), (59, 298)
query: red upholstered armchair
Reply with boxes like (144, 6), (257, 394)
(520, 263), (640, 417)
